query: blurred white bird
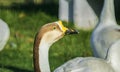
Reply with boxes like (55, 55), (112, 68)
(74, 0), (98, 30)
(59, 0), (98, 30)
(91, 0), (120, 58)
(0, 19), (10, 51)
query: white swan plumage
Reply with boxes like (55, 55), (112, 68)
(91, 0), (120, 58)
(55, 39), (120, 72)
(0, 19), (10, 51)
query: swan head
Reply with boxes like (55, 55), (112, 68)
(33, 21), (79, 72)
(36, 21), (79, 45)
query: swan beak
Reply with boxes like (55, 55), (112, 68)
(58, 21), (79, 35)
(65, 29), (79, 35)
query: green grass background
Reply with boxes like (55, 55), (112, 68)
(0, 5), (93, 72)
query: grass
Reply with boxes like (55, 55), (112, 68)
(0, 6), (93, 72)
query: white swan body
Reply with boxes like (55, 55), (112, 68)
(54, 40), (120, 72)
(91, 0), (120, 58)
(0, 19), (10, 51)
(54, 57), (114, 72)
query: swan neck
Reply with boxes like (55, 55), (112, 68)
(39, 42), (51, 72)
(106, 41), (120, 72)
(34, 35), (51, 72)
(100, 0), (116, 24)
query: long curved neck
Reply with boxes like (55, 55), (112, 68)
(39, 41), (51, 72)
(100, 0), (116, 25)
(34, 35), (51, 72)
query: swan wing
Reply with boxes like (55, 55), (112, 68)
(54, 57), (114, 72)
(54, 57), (91, 72)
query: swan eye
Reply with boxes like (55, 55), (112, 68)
(53, 26), (56, 30)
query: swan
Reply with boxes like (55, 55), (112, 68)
(55, 39), (120, 72)
(0, 19), (10, 51)
(91, 0), (120, 58)
(33, 21), (78, 72)
(33, 21), (120, 72)
(74, 0), (98, 30)
(59, 0), (69, 22)
(59, 0), (98, 30)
